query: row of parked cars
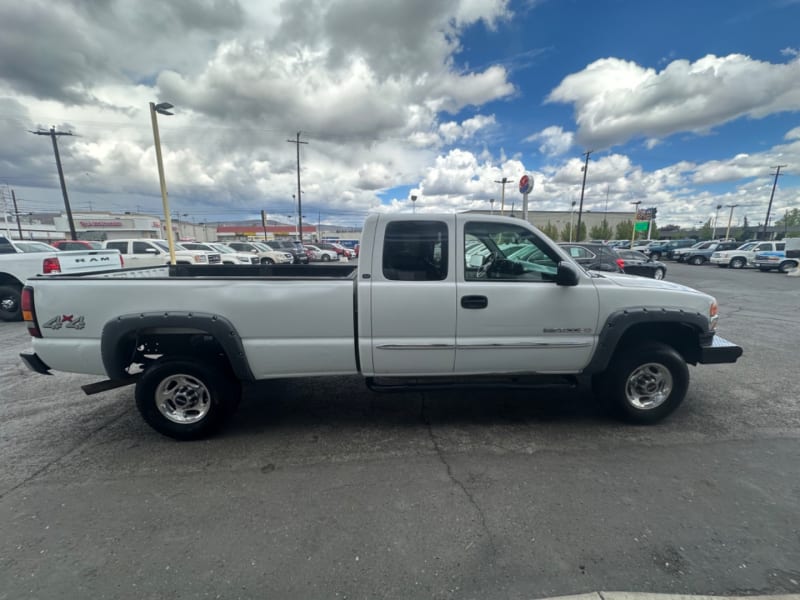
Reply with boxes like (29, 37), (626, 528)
(635, 238), (799, 273)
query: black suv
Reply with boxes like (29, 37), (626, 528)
(559, 243), (623, 272)
(272, 239), (309, 264)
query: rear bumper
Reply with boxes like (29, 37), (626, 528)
(698, 336), (743, 364)
(20, 352), (52, 375)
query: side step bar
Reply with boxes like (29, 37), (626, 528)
(81, 376), (139, 396)
(365, 374), (578, 393)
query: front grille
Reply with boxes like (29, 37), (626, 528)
(208, 254), (221, 264)
(251, 257), (260, 264)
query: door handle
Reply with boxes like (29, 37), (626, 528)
(461, 295), (488, 309)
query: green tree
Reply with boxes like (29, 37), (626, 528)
(776, 208), (800, 227)
(561, 221), (587, 242)
(589, 219), (613, 241)
(615, 220), (633, 240)
(539, 221), (559, 241)
(700, 218), (713, 240)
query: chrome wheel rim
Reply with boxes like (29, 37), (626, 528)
(1, 296), (17, 312)
(653, 269), (664, 280)
(731, 259), (744, 269)
(155, 374), (211, 424)
(625, 363), (673, 410)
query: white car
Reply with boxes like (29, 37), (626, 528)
(182, 242), (259, 265)
(304, 244), (339, 262)
(225, 241), (292, 264)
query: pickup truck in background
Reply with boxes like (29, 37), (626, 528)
(753, 244), (799, 273)
(20, 214), (742, 439)
(643, 239), (696, 260)
(103, 238), (221, 267)
(681, 241), (741, 265)
(0, 235), (122, 321)
(710, 241), (784, 269)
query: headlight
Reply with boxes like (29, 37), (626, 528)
(709, 300), (718, 330)
(195, 255), (207, 262)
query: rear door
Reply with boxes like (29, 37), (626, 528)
(369, 216), (456, 376)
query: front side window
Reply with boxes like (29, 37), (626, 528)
(464, 222), (558, 281)
(382, 221), (448, 281)
(133, 241), (157, 254)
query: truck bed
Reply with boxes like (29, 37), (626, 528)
(48, 263), (359, 280)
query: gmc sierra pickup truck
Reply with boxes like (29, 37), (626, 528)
(19, 214), (742, 439)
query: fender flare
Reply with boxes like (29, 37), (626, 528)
(101, 312), (255, 381)
(583, 307), (711, 374)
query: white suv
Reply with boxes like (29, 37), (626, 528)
(103, 239), (221, 267)
(711, 241), (784, 269)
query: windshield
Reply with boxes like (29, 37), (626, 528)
(211, 244), (235, 254)
(16, 242), (57, 252)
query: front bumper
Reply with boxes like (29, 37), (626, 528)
(20, 352), (52, 375)
(698, 335), (743, 364)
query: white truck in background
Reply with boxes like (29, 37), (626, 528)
(0, 235), (122, 321)
(20, 214), (742, 439)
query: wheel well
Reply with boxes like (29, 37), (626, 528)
(0, 273), (23, 289)
(615, 322), (701, 364)
(114, 329), (236, 377)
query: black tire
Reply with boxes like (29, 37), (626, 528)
(0, 284), (22, 322)
(729, 257), (746, 269)
(688, 256), (705, 265)
(653, 268), (665, 280)
(261, 257), (275, 265)
(650, 252), (661, 260)
(135, 359), (241, 440)
(594, 342), (689, 424)
(779, 261), (797, 274)
(321, 254), (330, 262)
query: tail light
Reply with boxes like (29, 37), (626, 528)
(43, 257), (61, 274)
(21, 286), (42, 338)
(615, 258), (626, 271)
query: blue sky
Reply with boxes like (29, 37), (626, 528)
(0, 0), (799, 228)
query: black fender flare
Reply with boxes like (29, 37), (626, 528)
(583, 307), (711, 374)
(101, 312), (255, 382)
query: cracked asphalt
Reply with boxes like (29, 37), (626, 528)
(1, 263), (799, 599)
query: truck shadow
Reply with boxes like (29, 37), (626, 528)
(229, 375), (607, 435)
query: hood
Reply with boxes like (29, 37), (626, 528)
(592, 271), (704, 294)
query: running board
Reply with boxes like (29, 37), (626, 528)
(365, 374), (578, 393)
(81, 376), (139, 396)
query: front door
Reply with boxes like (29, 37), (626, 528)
(455, 218), (599, 375)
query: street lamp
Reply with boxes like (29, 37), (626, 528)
(725, 204), (739, 241)
(410, 194), (417, 214)
(149, 101), (176, 264)
(630, 200), (642, 247)
(494, 177), (509, 213)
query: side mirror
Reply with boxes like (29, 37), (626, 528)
(555, 262), (580, 286)
(145, 248), (159, 254)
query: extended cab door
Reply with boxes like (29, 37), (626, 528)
(454, 216), (599, 375)
(368, 216), (457, 376)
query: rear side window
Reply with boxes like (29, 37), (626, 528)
(382, 221), (448, 281)
(106, 241), (127, 253)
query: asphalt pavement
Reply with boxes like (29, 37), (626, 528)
(1, 263), (798, 599)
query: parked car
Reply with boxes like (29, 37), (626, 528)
(672, 241), (715, 262)
(753, 249), (799, 273)
(558, 243), (623, 272)
(103, 239), (221, 266)
(682, 241), (741, 265)
(271, 239), (310, 264)
(2, 240), (60, 253)
(318, 242), (353, 258)
(615, 250), (668, 279)
(631, 240), (652, 252)
(182, 242), (259, 265)
(50, 240), (105, 251)
(225, 241), (292, 264)
(710, 241), (784, 269)
(644, 238), (696, 260)
(304, 244), (339, 262)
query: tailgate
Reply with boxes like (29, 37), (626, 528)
(56, 250), (123, 274)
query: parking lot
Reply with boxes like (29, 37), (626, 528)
(1, 263), (798, 599)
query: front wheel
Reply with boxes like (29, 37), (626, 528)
(0, 284), (22, 322)
(688, 256), (705, 265)
(261, 257), (275, 265)
(135, 359), (241, 440)
(653, 268), (665, 280)
(594, 342), (689, 424)
(321, 254), (330, 262)
(729, 257), (746, 269)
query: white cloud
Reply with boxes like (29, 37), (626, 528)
(547, 53), (800, 149)
(525, 125), (574, 156)
(781, 47), (799, 58)
(438, 114), (496, 143)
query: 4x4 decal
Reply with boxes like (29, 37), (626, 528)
(42, 315), (86, 330)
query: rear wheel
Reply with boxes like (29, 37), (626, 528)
(779, 261), (798, 273)
(729, 257), (746, 269)
(594, 342), (689, 424)
(0, 284), (22, 322)
(135, 359), (241, 440)
(688, 256), (705, 265)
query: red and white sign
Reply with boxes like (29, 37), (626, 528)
(519, 174), (534, 194)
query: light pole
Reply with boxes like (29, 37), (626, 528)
(712, 204), (722, 239)
(569, 201), (576, 242)
(725, 204), (739, 241)
(494, 177), (509, 213)
(630, 200), (642, 247)
(410, 194), (417, 214)
(149, 101), (176, 264)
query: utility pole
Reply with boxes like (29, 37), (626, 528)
(11, 189), (23, 238)
(287, 132), (308, 241)
(494, 177), (509, 213)
(763, 165), (786, 237)
(30, 127), (77, 240)
(725, 204), (739, 241)
(712, 204), (722, 239)
(576, 150), (592, 241)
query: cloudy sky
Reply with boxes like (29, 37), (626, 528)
(1, 0), (799, 228)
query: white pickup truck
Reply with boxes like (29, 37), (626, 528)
(102, 239), (221, 267)
(0, 235), (122, 321)
(19, 214), (742, 439)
